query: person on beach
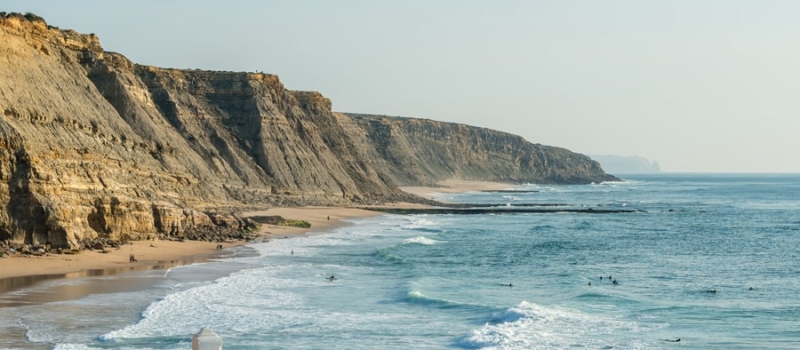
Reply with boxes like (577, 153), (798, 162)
(129, 254), (137, 263)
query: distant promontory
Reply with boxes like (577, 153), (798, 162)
(590, 155), (661, 175)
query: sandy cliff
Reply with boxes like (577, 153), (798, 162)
(0, 14), (615, 248)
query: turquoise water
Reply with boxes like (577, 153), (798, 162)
(1, 174), (799, 349)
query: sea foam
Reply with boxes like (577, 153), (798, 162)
(402, 236), (442, 245)
(100, 265), (305, 341)
(400, 216), (438, 230)
(457, 301), (663, 350)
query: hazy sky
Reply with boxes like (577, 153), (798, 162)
(6, 1), (800, 172)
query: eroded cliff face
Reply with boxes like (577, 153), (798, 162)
(348, 114), (617, 185)
(0, 15), (615, 248)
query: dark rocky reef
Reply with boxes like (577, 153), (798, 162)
(0, 14), (616, 249)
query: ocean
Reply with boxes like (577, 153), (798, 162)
(1, 174), (799, 349)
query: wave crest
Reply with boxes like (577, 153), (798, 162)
(402, 236), (443, 245)
(457, 301), (664, 350)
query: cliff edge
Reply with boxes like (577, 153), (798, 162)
(349, 114), (617, 186)
(0, 13), (616, 248)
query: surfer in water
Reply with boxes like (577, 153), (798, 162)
(327, 275), (336, 281)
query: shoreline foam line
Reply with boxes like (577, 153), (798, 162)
(0, 181), (511, 304)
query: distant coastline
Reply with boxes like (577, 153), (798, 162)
(590, 155), (661, 175)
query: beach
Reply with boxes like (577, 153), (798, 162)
(0, 207), (382, 293)
(0, 181), (509, 296)
(400, 179), (513, 199)
(3, 175), (796, 349)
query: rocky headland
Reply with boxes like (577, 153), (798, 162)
(0, 13), (617, 250)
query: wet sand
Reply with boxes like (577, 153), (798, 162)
(0, 240), (223, 283)
(0, 207), (382, 298)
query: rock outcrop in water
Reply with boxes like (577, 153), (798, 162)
(0, 14), (616, 248)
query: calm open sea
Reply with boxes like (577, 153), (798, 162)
(1, 174), (799, 349)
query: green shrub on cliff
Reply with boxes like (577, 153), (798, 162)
(0, 12), (47, 24)
(23, 12), (45, 23)
(280, 220), (311, 228)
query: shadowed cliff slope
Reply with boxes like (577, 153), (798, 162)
(349, 114), (617, 186)
(0, 14), (615, 248)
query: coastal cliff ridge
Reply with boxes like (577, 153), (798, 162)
(0, 13), (617, 249)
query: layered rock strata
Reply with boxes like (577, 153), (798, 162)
(0, 14), (616, 248)
(348, 114), (617, 186)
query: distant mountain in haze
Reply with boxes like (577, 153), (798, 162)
(590, 155), (661, 174)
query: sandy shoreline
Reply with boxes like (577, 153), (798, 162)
(0, 207), (382, 290)
(0, 180), (515, 298)
(400, 179), (515, 199)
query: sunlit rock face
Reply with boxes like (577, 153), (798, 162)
(348, 114), (617, 186)
(0, 14), (615, 248)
